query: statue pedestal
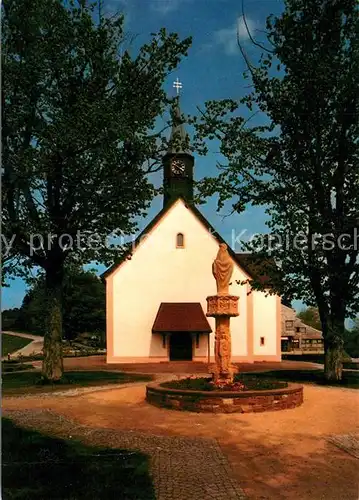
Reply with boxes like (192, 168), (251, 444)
(206, 295), (239, 386)
(206, 295), (239, 317)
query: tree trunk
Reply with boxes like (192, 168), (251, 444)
(323, 315), (345, 382)
(324, 336), (343, 381)
(42, 261), (64, 382)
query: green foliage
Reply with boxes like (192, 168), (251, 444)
(18, 266), (106, 340)
(2, 0), (192, 271)
(193, 0), (359, 368)
(1, 308), (22, 330)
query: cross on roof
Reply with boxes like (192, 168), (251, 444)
(173, 77), (183, 95)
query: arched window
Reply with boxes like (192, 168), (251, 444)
(176, 233), (185, 248)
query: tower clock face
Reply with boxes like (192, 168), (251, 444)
(171, 159), (185, 175)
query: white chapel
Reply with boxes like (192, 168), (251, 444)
(104, 96), (281, 364)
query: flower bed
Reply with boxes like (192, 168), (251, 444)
(161, 374), (288, 392)
(146, 375), (303, 413)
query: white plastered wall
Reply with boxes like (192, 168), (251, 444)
(252, 291), (279, 356)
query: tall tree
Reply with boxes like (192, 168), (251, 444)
(2, 0), (191, 380)
(193, 0), (359, 380)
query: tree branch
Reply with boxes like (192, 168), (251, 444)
(241, 0), (274, 54)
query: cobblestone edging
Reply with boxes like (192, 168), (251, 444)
(146, 382), (303, 413)
(327, 433), (359, 459)
(4, 409), (246, 500)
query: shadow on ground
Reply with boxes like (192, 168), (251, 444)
(2, 418), (155, 500)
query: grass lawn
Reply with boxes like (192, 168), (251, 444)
(255, 369), (359, 389)
(1, 334), (32, 357)
(2, 371), (153, 395)
(2, 418), (155, 500)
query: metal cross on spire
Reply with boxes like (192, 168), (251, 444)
(173, 77), (183, 95)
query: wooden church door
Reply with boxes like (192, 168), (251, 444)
(169, 332), (193, 361)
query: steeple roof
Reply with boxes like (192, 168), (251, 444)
(167, 96), (191, 155)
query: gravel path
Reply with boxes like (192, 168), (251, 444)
(4, 409), (246, 500)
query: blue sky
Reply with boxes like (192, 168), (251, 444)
(3, 0), (309, 311)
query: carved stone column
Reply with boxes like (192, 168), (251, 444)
(206, 245), (239, 386)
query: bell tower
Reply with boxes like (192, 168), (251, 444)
(162, 82), (194, 207)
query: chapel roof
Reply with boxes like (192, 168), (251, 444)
(152, 302), (212, 333)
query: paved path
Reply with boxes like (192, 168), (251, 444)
(2, 331), (44, 359)
(12, 339), (44, 358)
(2, 330), (43, 341)
(4, 409), (246, 500)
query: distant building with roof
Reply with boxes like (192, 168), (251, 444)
(281, 305), (324, 353)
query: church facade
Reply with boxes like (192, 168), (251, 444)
(104, 99), (281, 364)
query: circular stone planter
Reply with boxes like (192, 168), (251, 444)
(146, 381), (303, 413)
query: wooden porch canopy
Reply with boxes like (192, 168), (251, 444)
(152, 303), (212, 333)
